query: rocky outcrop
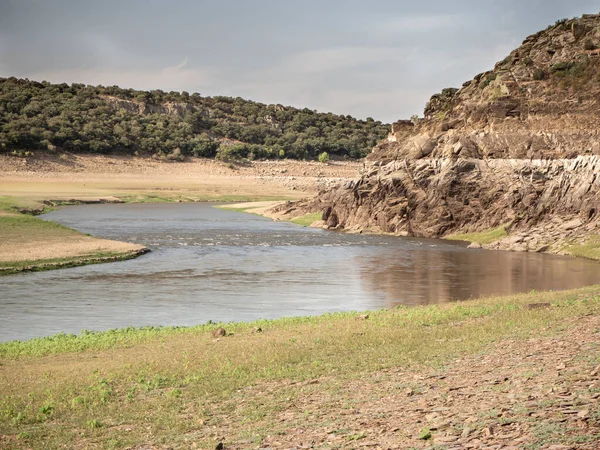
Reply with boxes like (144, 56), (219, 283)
(290, 15), (600, 254)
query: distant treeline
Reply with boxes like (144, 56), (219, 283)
(0, 77), (389, 160)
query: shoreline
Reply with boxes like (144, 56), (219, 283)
(1, 286), (599, 448)
(0, 153), (358, 273)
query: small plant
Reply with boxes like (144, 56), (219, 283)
(39, 404), (54, 417)
(533, 68), (546, 80)
(167, 388), (182, 398)
(584, 39), (596, 51)
(17, 431), (31, 439)
(87, 419), (102, 429)
(419, 427), (432, 440)
(70, 396), (86, 408)
(410, 114), (420, 125)
(523, 56), (533, 66)
(11, 412), (27, 425)
(318, 151), (329, 164)
(126, 386), (137, 401)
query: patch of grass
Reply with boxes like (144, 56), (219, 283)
(0, 286), (599, 448)
(0, 214), (80, 235)
(561, 235), (600, 261)
(289, 213), (322, 227)
(0, 249), (147, 275)
(446, 224), (509, 245)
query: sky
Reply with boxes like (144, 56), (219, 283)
(1, 0), (598, 123)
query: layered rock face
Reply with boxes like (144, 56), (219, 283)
(298, 15), (600, 252)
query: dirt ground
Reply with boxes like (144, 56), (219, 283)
(214, 315), (600, 449)
(0, 232), (146, 263)
(0, 153), (361, 203)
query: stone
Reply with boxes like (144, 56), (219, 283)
(212, 327), (226, 338)
(562, 218), (583, 231)
(280, 15), (600, 257)
(467, 242), (483, 249)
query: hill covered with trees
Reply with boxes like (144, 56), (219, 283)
(0, 77), (389, 161)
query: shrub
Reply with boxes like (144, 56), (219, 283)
(550, 61), (575, 73)
(533, 69), (547, 80)
(584, 39), (596, 51)
(318, 151), (330, 163)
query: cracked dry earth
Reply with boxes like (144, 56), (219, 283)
(204, 316), (600, 450)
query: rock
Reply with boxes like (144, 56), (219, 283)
(252, 327), (262, 333)
(212, 327), (226, 338)
(467, 242), (482, 249)
(562, 218), (583, 231)
(357, 314), (369, 320)
(283, 15), (600, 254)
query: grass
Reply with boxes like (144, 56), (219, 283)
(289, 212), (322, 227)
(0, 249), (147, 275)
(0, 214), (78, 234)
(561, 234), (600, 260)
(446, 224), (509, 245)
(0, 286), (599, 448)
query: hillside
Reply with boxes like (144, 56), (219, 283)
(290, 14), (600, 257)
(0, 78), (388, 161)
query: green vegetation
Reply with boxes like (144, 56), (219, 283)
(446, 224), (508, 245)
(0, 286), (599, 448)
(423, 87), (459, 118)
(561, 234), (600, 260)
(0, 250), (145, 275)
(317, 151), (330, 163)
(0, 77), (389, 161)
(0, 213), (74, 233)
(548, 57), (598, 92)
(289, 212), (322, 227)
(533, 68), (547, 80)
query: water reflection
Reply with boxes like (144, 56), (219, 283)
(359, 248), (600, 306)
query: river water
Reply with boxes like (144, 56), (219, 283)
(1, 203), (600, 342)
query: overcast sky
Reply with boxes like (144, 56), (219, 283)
(0, 0), (598, 122)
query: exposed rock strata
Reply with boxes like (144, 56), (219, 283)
(287, 15), (600, 255)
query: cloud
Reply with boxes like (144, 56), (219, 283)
(376, 14), (464, 34)
(275, 46), (416, 75)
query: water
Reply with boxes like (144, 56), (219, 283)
(1, 203), (599, 342)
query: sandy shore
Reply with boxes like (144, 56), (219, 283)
(0, 153), (360, 271)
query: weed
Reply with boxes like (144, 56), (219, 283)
(87, 419), (102, 429)
(419, 427), (432, 440)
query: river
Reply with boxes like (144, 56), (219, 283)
(1, 203), (599, 342)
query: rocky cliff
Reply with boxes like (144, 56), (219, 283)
(288, 15), (600, 256)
